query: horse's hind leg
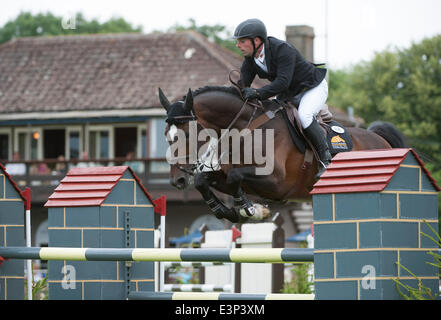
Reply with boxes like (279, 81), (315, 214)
(194, 172), (242, 223)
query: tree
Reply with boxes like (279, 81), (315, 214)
(328, 35), (441, 207)
(0, 12), (142, 44)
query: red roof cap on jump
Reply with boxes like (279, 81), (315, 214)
(310, 148), (440, 195)
(44, 166), (155, 207)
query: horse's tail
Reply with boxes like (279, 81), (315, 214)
(367, 121), (407, 148)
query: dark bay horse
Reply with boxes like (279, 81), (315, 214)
(159, 86), (406, 223)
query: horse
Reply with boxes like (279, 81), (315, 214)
(159, 86), (406, 223)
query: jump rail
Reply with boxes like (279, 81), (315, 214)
(128, 291), (315, 300)
(0, 247), (314, 263)
(163, 284), (233, 292)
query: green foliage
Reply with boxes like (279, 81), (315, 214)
(166, 18), (241, 56)
(32, 271), (49, 300)
(282, 243), (314, 294)
(328, 34), (441, 203)
(393, 220), (441, 300)
(24, 264), (48, 300)
(282, 262), (314, 294)
(0, 11), (142, 44)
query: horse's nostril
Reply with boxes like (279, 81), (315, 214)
(177, 177), (187, 188)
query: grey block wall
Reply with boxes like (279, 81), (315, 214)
(0, 171), (25, 300)
(48, 170), (155, 300)
(313, 152), (439, 300)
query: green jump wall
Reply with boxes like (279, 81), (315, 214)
(0, 170), (25, 300)
(312, 152), (440, 300)
(47, 170), (155, 300)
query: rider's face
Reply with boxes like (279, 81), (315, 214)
(236, 37), (261, 57)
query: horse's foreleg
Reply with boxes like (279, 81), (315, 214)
(194, 172), (242, 223)
(226, 167), (272, 219)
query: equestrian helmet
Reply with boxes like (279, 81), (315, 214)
(233, 19), (267, 40)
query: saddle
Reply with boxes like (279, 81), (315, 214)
(246, 100), (353, 198)
(249, 100), (353, 158)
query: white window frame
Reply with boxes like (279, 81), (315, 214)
(14, 127), (43, 160)
(149, 117), (169, 173)
(86, 125), (114, 159)
(65, 126), (83, 160)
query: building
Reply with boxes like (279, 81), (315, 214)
(0, 27), (359, 247)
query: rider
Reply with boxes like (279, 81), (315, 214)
(233, 18), (331, 178)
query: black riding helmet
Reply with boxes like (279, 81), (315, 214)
(233, 18), (267, 40)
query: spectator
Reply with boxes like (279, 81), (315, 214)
(123, 151), (144, 173)
(31, 163), (50, 175)
(76, 151), (95, 168)
(5, 152), (26, 175)
(55, 155), (67, 175)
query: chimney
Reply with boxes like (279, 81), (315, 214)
(285, 25), (315, 62)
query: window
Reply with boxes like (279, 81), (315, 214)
(68, 131), (81, 159)
(140, 128), (147, 158)
(149, 118), (169, 173)
(87, 126), (113, 161)
(0, 130), (11, 160)
(15, 128), (42, 160)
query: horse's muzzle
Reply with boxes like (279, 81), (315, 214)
(171, 176), (188, 190)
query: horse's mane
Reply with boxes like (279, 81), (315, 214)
(192, 85), (276, 110)
(192, 86), (241, 98)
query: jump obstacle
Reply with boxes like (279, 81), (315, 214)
(162, 221), (286, 294)
(0, 247), (314, 263)
(0, 148), (439, 300)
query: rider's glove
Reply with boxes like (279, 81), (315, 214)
(242, 87), (260, 100)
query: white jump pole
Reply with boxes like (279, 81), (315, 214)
(22, 188), (32, 300)
(231, 226), (242, 293)
(153, 195), (166, 292)
(160, 214), (165, 292)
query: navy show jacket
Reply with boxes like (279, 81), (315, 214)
(239, 36), (327, 101)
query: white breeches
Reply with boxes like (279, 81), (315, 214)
(298, 78), (329, 128)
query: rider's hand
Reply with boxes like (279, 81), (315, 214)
(242, 87), (260, 100)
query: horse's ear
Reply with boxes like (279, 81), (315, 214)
(183, 88), (193, 113)
(158, 87), (171, 111)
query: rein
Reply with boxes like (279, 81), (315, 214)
(169, 72), (274, 175)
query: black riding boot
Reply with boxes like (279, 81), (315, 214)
(303, 120), (332, 179)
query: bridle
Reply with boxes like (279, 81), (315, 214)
(167, 73), (265, 176)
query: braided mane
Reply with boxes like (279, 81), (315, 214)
(192, 85), (241, 98)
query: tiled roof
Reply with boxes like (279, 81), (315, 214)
(0, 31), (246, 114)
(44, 166), (154, 207)
(0, 31), (358, 125)
(310, 148), (441, 194)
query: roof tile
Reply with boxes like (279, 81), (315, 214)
(44, 165), (155, 207)
(0, 32), (246, 113)
(310, 148), (441, 194)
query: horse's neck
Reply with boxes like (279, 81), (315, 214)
(196, 96), (259, 132)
